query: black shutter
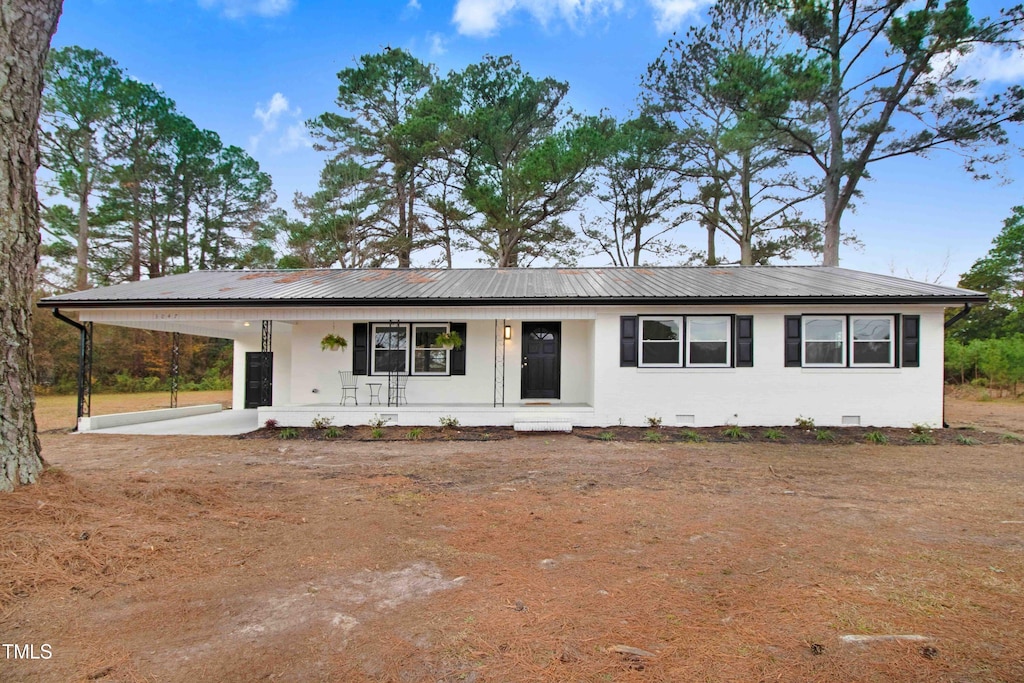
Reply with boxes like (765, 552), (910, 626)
(735, 315), (754, 367)
(450, 322), (467, 375)
(902, 315), (920, 367)
(784, 315), (802, 367)
(620, 316), (638, 367)
(353, 323), (369, 375)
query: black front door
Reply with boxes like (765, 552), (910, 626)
(521, 322), (560, 400)
(244, 351), (273, 408)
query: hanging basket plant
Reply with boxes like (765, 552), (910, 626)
(434, 330), (463, 351)
(320, 333), (349, 352)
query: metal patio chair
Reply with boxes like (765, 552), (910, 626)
(338, 370), (358, 406)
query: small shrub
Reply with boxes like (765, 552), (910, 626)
(815, 428), (836, 442)
(325, 426), (343, 439)
(311, 415), (334, 430)
(408, 427), (424, 440)
(371, 427), (385, 439)
(439, 415), (460, 429)
(279, 427), (299, 440)
(680, 429), (706, 443)
(795, 415), (815, 429)
(368, 414), (389, 429)
(722, 425), (750, 440)
(864, 430), (888, 445)
(910, 422), (932, 435)
(956, 434), (980, 446)
(642, 430), (664, 443)
(263, 418), (279, 429)
(1002, 433), (1023, 443)
(763, 428), (785, 441)
(909, 431), (936, 445)
(598, 431), (616, 441)
(645, 415), (663, 429)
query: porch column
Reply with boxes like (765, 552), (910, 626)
(170, 331), (180, 408)
(261, 321), (273, 406)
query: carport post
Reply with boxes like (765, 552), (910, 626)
(52, 308), (93, 428)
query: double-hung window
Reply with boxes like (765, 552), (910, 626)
(802, 316), (846, 366)
(372, 324), (408, 374)
(371, 323), (451, 375)
(850, 316), (894, 367)
(686, 316), (731, 367)
(412, 323), (449, 375)
(639, 316), (683, 367)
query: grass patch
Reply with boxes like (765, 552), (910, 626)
(642, 430), (664, 443)
(679, 429), (706, 443)
(763, 428), (785, 441)
(815, 428), (836, 442)
(598, 431), (615, 442)
(279, 427), (299, 440)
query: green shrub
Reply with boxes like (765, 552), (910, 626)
(439, 415), (460, 429)
(311, 415), (333, 429)
(722, 425), (750, 440)
(325, 427), (343, 439)
(815, 428), (836, 442)
(864, 430), (888, 445)
(642, 430), (663, 443)
(763, 428), (785, 441)
(371, 427), (384, 439)
(598, 431), (616, 442)
(368, 414), (389, 429)
(680, 429), (706, 443)
(408, 427), (424, 440)
(646, 416), (663, 429)
(279, 427), (299, 440)
(795, 415), (815, 429)
(956, 434), (980, 446)
(909, 432), (936, 445)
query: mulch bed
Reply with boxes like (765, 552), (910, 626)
(242, 423), (1019, 445)
(574, 424), (1018, 446)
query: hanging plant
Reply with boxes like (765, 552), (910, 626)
(320, 333), (348, 352)
(434, 330), (463, 350)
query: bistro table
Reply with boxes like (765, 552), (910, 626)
(366, 382), (382, 406)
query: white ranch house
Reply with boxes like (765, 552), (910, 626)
(39, 266), (986, 431)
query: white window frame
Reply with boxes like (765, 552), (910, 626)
(850, 315), (895, 368)
(370, 323), (409, 376)
(411, 322), (450, 376)
(802, 316), (846, 368)
(685, 316), (732, 368)
(638, 316), (684, 368)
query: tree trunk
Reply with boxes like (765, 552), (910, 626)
(0, 0), (63, 492)
(821, 0), (843, 268)
(76, 139), (90, 290)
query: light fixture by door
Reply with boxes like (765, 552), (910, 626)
(504, 324), (512, 340)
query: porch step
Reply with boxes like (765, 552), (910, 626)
(513, 419), (573, 433)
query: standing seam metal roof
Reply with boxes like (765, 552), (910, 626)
(37, 266), (988, 307)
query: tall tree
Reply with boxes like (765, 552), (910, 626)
(40, 45), (122, 290)
(581, 114), (691, 266)
(102, 78), (175, 281)
(0, 0), (64, 491)
(718, 0), (1024, 265)
(439, 55), (613, 267)
(308, 48), (437, 267)
(644, 0), (824, 266)
(956, 204), (1024, 341)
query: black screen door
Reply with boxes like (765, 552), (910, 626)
(244, 351), (273, 408)
(521, 322), (560, 399)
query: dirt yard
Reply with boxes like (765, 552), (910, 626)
(2, 394), (1023, 682)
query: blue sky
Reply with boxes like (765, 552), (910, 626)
(52, 0), (1024, 284)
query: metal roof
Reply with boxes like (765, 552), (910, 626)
(38, 266), (987, 309)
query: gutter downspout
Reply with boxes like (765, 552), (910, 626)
(942, 304), (973, 428)
(52, 308), (92, 430)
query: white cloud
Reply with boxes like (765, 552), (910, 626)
(250, 92), (311, 154)
(962, 38), (1024, 84)
(647, 0), (709, 34)
(428, 32), (448, 56)
(453, 0), (625, 37)
(198, 0), (293, 20)
(407, 0), (422, 9)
